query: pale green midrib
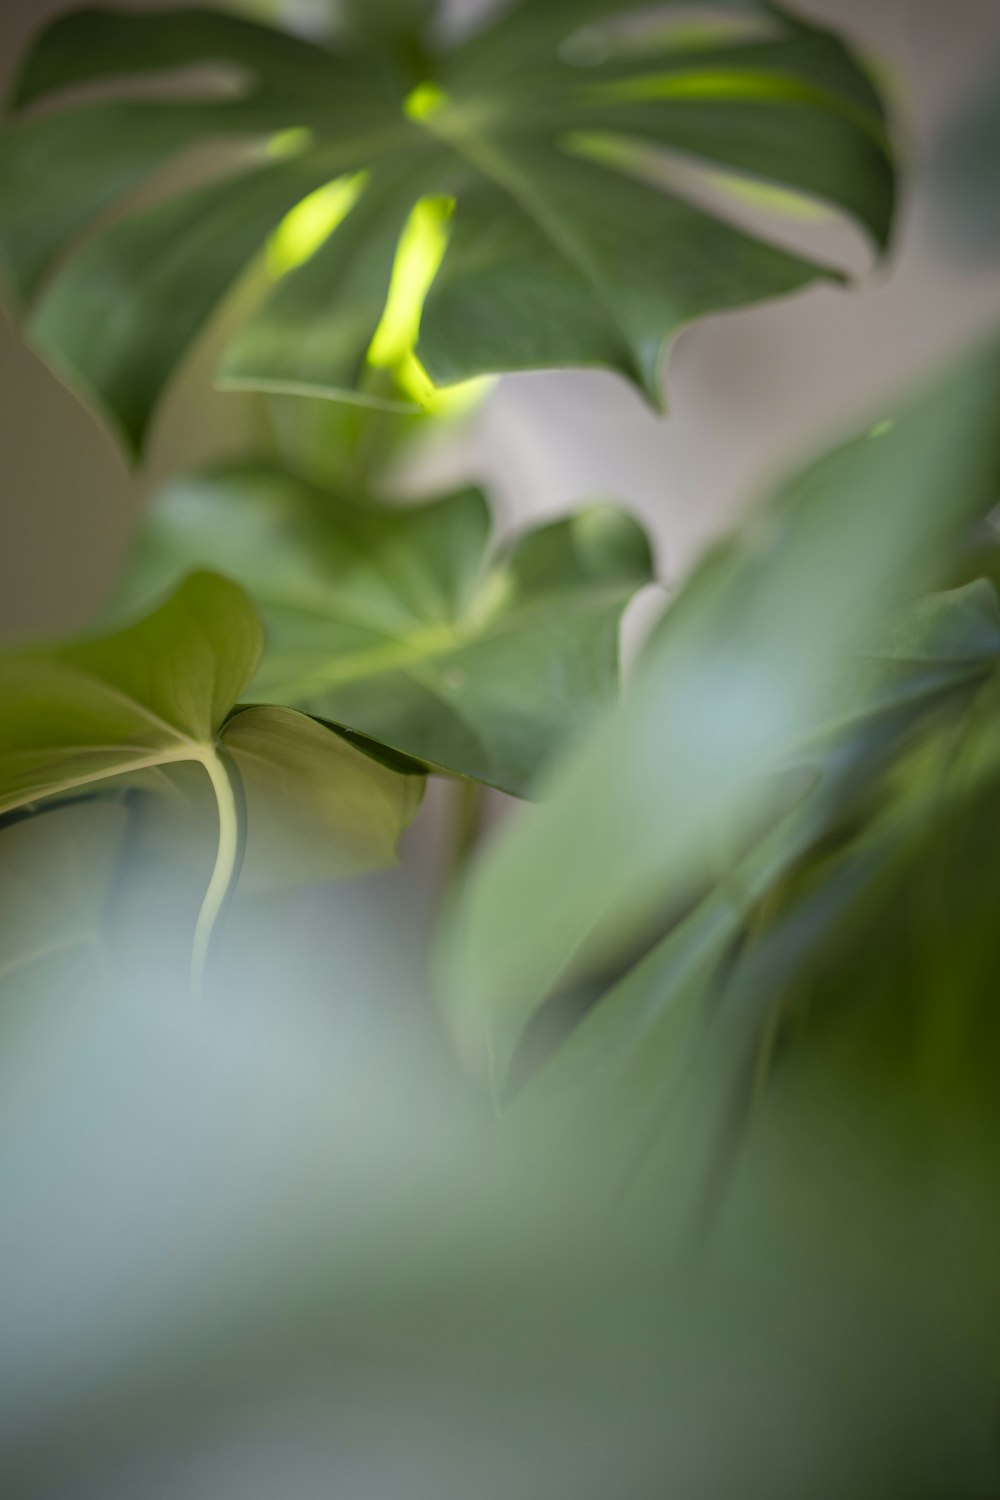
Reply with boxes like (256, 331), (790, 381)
(248, 561), (508, 689)
(0, 746), (199, 816)
(248, 582), (464, 649)
(1, 736), (245, 998)
(190, 745), (244, 999)
(257, 618), (465, 694)
(254, 583), (633, 698)
(235, 561), (456, 638)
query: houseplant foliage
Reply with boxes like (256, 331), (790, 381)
(0, 0), (894, 449)
(0, 572), (424, 988)
(0, 0), (898, 966)
(8, 1), (1000, 1496)
(473, 349), (1000, 1202)
(443, 337), (1000, 1093)
(5, 344), (1000, 1496)
(108, 465), (653, 795)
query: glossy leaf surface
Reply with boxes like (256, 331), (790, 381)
(0, 1), (895, 448)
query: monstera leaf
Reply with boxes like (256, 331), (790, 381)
(0, 573), (423, 985)
(108, 464), (654, 796)
(0, 1), (894, 449)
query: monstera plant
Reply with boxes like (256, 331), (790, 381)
(0, 0), (894, 448)
(7, 2), (1000, 1497)
(0, 0), (899, 986)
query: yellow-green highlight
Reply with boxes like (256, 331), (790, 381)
(267, 172), (489, 417)
(366, 195), (490, 414)
(368, 196), (454, 368)
(705, 173), (831, 224)
(583, 69), (824, 107)
(267, 174), (366, 278)
(404, 81), (449, 123)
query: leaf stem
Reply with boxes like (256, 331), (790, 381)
(191, 747), (247, 999)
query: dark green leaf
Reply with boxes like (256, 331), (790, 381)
(506, 578), (1000, 1160)
(0, 1), (895, 448)
(108, 463), (653, 796)
(440, 336), (1000, 1091)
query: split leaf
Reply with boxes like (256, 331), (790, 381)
(0, 1), (895, 449)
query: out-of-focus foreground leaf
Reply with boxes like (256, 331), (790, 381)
(3, 809), (999, 1500)
(441, 337), (1000, 1092)
(0, 0), (895, 448)
(509, 577), (1000, 1185)
(0, 799), (127, 1005)
(109, 464), (652, 796)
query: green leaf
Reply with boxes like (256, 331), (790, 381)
(182, 704), (426, 887)
(340, 0), (438, 50)
(0, 799), (127, 1001)
(108, 463), (653, 796)
(0, 1), (895, 449)
(506, 886), (741, 1173)
(440, 336), (1000, 1092)
(699, 686), (1000, 1159)
(0, 571), (263, 813)
(0, 573), (423, 986)
(790, 577), (1000, 757)
(506, 583), (1000, 1162)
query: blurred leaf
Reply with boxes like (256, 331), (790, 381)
(0, 799), (127, 1002)
(517, 579), (1000, 1142)
(441, 338), (1000, 1091)
(711, 691), (1000, 1145)
(798, 576), (1000, 753)
(0, 1), (894, 449)
(109, 463), (653, 796)
(340, 0), (438, 50)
